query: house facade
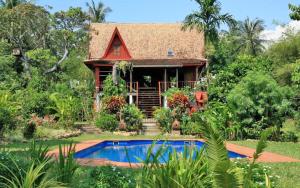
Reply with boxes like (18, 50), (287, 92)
(84, 23), (207, 117)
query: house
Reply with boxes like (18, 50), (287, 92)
(84, 23), (207, 117)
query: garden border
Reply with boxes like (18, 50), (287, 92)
(48, 139), (300, 167)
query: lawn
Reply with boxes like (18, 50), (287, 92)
(1, 133), (300, 188)
(230, 140), (300, 188)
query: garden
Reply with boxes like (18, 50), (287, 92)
(0, 0), (300, 188)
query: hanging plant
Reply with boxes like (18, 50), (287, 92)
(117, 61), (133, 76)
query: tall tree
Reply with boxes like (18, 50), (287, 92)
(232, 18), (265, 56)
(86, 0), (111, 23)
(0, 0), (29, 9)
(182, 0), (235, 45)
(289, 4), (300, 21)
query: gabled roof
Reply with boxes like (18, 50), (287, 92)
(88, 23), (206, 61)
(102, 27), (131, 60)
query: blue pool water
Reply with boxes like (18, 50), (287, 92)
(74, 140), (246, 163)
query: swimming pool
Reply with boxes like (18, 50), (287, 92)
(74, 140), (246, 163)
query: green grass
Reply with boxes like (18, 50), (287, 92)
(230, 140), (300, 159)
(230, 140), (300, 188)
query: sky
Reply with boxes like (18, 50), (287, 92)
(36, 0), (300, 41)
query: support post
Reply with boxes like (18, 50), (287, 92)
(129, 69), (133, 104)
(95, 67), (100, 93)
(195, 66), (199, 81)
(164, 68), (167, 108)
(176, 68), (179, 87)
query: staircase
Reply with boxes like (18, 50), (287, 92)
(142, 118), (161, 136)
(138, 87), (160, 118)
(80, 125), (102, 134)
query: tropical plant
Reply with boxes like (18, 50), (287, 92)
(86, 0), (112, 23)
(103, 96), (126, 114)
(23, 121), (36, 139)
(182, 0), (235, 44)
(121, 104), (144, 131)
(227, 71), (292, 139)
(0, 161), (64, 188)
(0, 0), (29, 9)
(49, 93), (81, 126)
(137, 143), (210, 188)
(28, 140), (52, 166)
(102, 75), (127, 97)
(153, 107), (174, 133)
(55, 142), (78, 184)
(289, 3), (300, 21)
(95, 112), (118, 132)
(232, 18), (265, 56)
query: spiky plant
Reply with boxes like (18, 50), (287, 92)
(55, 142), (78, 184)
(0, 160), (64, 188)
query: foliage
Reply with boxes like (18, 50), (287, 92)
(121, 104), (144, 131)
(209, 55), (272, 102)
(95, 112), (119, 132)
(227, 71), (292, 139)
(279, 131), (298, 143)
(231, 18), (265, 56)
(289, 4), (300, 20)
(88, 166), (136, 188)
(49, 92), (81, 126)
(23, 121), (36, 139)
(86, 0), (112, 23)
(153, 108), (174, 133)
(182, 0), (235, 44)
(103, 96), (126, 114)
(292, 60), (300, 88)
(55, 142), (78, 184)
(102, 75), (127, 97)
(167, 91), (190, 119)
(137, 144), (210, 188)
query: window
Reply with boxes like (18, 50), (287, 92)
(113, 40), (121, 56)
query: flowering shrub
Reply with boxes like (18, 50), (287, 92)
(103, 96), (126, 114)
(167, 92), (190, 109)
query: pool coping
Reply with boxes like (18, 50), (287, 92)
(48, 139), (300, 167)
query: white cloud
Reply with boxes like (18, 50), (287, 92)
(261, 21), (300, 43)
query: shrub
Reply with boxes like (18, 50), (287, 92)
(153, 108), (173, 133)
(181, 121), (202, 135)
(88, 166), (136, 188)
(49, 92), (81, 127)
(167, 91), (190, 120)
(280, 131), (298, 142)
(95, 112), (118, 132)
(227, 71), (293, 139)
(121, 104), (144, 131)
(103, 96), (126, 114)
(102, 75), (127, 97)
(23, 121), (36, 139)
(0, 106), (15, 136)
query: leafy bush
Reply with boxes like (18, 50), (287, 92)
(95, 112), (118, 132)
(102, 75), (127, 97)
(227, 71), (293, 139)
(23, 122), (36, 139)
(88, 166), (136, 188)
(181, 121), (202, 135)
(233, 160), (279, 188)
(0, 106), (16, 136)
(167, 91), (190, 119)
(49, 92), (81, 127)
(279, 131), (298, 142)
(153, 108), (173, 133)
(121, 104), (144, 131)
(103, 96), (126, 114)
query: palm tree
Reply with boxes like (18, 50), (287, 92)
(0, 0), (28, 9)
(182, 0), (235, 45)
(86, 0), (112, 23)
(233, 18), (265, 56)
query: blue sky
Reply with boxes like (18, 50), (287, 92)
(37, 0), (299, 29)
